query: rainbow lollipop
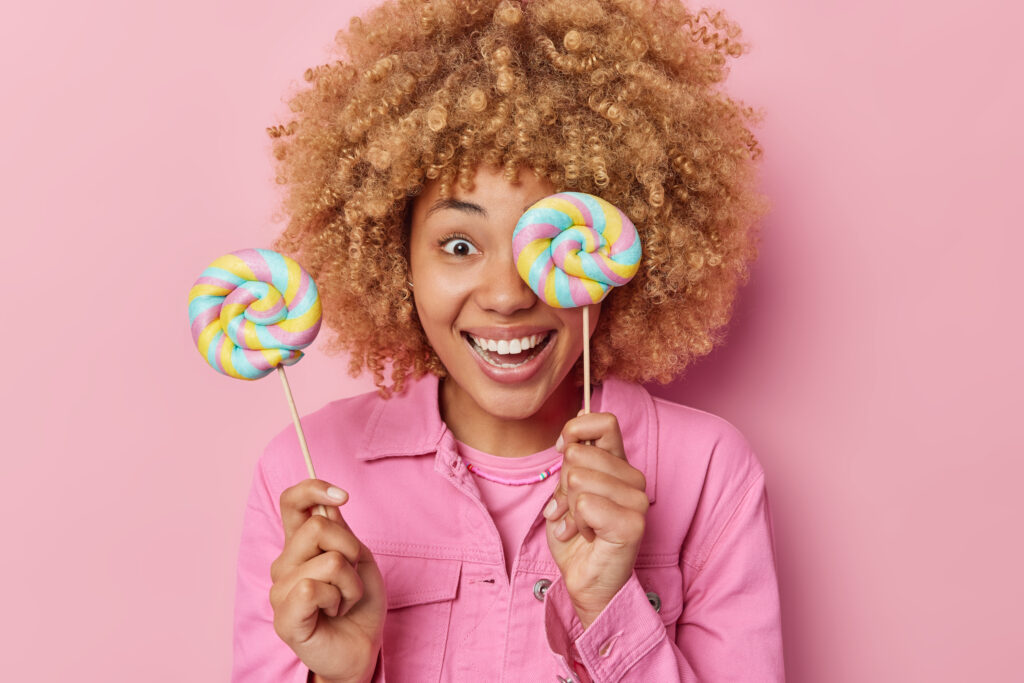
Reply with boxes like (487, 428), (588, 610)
(188, 248), (322, 379)
(188, 247), (327, 514)
(513, 192), (641, 412)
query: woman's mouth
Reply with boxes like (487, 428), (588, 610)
(463, 331), (553, 368)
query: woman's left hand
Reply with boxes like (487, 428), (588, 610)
(543, 411), (650, 629)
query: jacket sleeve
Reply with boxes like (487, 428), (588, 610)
(231, 457), (311, 683)
(544, 471), (784, 682)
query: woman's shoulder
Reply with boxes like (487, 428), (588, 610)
(257, 374), (442, 487)
(264, 387), (384, 453)
(662, 395), (762, 476)
(605, 377), (759, 453)
(255, 387), (384, 485)
(653, 394), (758, 454)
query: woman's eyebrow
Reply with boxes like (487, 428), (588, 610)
(426, 197), (488, 217)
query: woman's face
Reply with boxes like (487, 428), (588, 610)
(408, 165), (599, 427)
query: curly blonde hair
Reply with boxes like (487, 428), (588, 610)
(269, 0), (767, 396)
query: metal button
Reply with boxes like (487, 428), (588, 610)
(533, 578), (552, 601)
(646, 590), (661, 612)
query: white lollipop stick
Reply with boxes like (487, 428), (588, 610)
(583, 306), (591, 416)
(277, 366), (327, 517)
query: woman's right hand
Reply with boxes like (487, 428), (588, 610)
(270, 479), (386, 683)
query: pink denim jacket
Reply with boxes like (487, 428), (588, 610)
(232, 374), (784, 682)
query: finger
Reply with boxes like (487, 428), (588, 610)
(273, 577), (343, 646)
(548, 448), (595, 542)
(271, 514), (362, 583)
(551, 507), (587, 543)
(308, 550), (365, 619)
(272, 550), (365, 620)
(570, 493), (647, 546)
(564, 466), (651, 520)
(562, 442), (645, 490)
(556, 466), (649, 542)
(279, 479), (350, 540)
(543, 443), (645, 522)
(561, 466), (647, 540)
(558, 412), (626, 458)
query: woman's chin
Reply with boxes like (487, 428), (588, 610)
(443, 377), (556, 425)
(466, 390), (544, 423)
(474, 373), (581, 425)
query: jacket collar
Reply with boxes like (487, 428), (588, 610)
(355, 372), (658, 503)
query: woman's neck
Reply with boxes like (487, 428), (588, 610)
(439, 375), (582, 458)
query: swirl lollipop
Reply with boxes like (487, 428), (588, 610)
(188, 248), (321, 379)
(188, 248), (327, 514)
(513, 192), (642, 412)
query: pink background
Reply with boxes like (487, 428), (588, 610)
(2, 0), (1020, 680)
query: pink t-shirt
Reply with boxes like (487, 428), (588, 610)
(455, 441), (562, 579)
(455, 387), (603, 580)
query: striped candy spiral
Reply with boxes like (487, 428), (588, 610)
(187, 248), (322, 380)
(512, 192), (642, 308)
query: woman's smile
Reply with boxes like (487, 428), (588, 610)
(407, 166), (599, 454)
(462, 326), (554, 377)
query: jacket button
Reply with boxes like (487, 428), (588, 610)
(646, 590), (661, 612)
(533, 578), (552, 601)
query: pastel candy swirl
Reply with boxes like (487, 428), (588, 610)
(512, 192), (641, 308)
(187, 248), (322, 380)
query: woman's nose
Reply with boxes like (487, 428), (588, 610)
(477, 255), (537, 315)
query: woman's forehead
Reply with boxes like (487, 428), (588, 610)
(415, 165), (555, 214)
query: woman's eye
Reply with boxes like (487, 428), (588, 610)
(440, 238), (479, 256)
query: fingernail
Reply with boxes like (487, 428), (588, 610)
(556, 518), (567, 536)
(555, 435), (564, 451)
(543, 498), (557, 519)
(326, 486), (348, 502)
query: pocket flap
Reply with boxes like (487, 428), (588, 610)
(376, 554), (462, 610)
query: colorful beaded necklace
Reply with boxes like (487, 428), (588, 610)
(464, 458), (563, 486)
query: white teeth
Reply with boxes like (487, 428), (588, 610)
(470, 334), (542, 354)
(467, 332), (550, 366)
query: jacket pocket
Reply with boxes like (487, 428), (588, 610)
(634, 564), (684, 637)
(376, 554), (461, 682)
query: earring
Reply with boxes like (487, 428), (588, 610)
(407, 280), (414, 288)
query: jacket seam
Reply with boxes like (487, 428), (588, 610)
(690, 470), (765, 581)
(357, 397), (388, 458)
(370, 543), (500, 563)
(257, 458), (287, 524)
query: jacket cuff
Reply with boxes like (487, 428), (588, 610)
(545, 571), (667, 682)
(544, 575), (586, 678)
(306, 647), (385, 683)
